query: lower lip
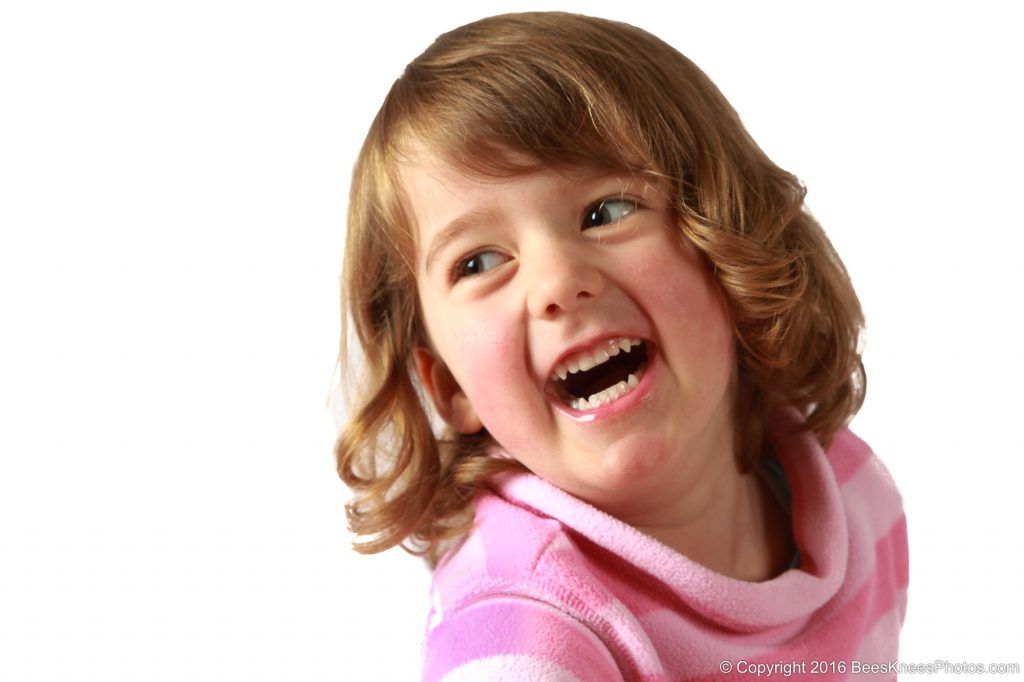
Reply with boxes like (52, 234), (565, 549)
(549, 346), (658, 423)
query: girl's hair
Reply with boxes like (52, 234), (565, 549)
(335, 11), (866, 568)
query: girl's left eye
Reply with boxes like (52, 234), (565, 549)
(451, 250), (508, 282)
(582, 198), (639, 229)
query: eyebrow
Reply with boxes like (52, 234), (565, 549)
(420, 170), (654, 277)
(423, 206), (503, 277)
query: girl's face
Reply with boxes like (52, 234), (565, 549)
(402, 144), (739, 519)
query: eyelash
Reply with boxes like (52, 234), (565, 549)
(448, 197), (641, 284)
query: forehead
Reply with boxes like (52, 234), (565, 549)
(398, 154), (600, 217)
(395, 139), (657, 253)
(397, 139), (586, 204)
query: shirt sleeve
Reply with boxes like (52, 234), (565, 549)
(422, 595), (625, 682)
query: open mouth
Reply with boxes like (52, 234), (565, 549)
(549, 339), (650, 411)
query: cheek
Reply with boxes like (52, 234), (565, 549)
(635, 244), (735, 377)
(642, 244), (727, 319)
(449, 319), (532, 430)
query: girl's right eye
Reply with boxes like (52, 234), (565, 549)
(451, 250), (508, 283)
(582, 198), (639, 230)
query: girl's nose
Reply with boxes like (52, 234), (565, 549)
(525, 242), (605, 319)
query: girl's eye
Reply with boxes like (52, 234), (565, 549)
(451, 250), (508, 282)
(448, 197), (639, 284)
(583, 198), (639, 229)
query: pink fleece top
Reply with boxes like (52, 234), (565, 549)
(421, 406), (909, 681)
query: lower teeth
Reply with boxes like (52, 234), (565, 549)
(569, 364), (646, 411)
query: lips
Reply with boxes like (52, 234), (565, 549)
(545, 341), (658, 419)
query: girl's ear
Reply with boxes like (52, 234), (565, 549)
(412, 346), (483, 435)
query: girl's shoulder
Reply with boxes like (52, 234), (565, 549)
(826, 426), (906, 523)
(822, 424), (909, 624)
(768, 407), (905, 515)
(423, 476), (628, 681)
(429, 475), (601, 615)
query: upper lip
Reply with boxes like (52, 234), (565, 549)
(543, 331), (650, 385)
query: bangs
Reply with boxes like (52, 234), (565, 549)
(382, 20), (662, 183)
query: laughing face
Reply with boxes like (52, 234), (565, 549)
(402, 144), (740, 521)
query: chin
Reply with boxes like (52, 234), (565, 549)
(573, 437), (674, 507)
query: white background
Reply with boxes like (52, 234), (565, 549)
(1, 1), (1021, 679)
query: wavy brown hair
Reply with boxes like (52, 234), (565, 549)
(334, 11), (866, 569)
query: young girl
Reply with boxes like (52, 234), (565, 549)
(336, 11), (908, 680)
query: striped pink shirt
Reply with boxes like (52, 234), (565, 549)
(422, 406), (909, 681)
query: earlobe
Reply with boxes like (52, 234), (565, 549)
(412, 346), (484, 435)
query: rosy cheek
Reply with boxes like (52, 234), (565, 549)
(634, 242), (734, 371)
(641, 248), (716, 316)
(453, 323), (529, 435)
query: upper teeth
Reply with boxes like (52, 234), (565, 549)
(552, 337), (642, 382)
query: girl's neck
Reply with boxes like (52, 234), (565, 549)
(628, 455), (795, 583)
